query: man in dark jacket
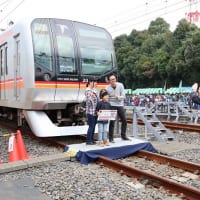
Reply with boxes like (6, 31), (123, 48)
(190, 83), (200, 109)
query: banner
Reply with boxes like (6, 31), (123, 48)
(98, 110), (117, 121)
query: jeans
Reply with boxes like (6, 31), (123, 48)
(98, 122), (109, 141)
(86, 114), (97, 143)
(109, 106), (127, 141)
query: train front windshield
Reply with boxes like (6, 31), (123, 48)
(74, 22), (116, 75)
(31, 18), (116, 81)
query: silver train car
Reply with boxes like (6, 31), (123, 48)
(0, 18), (117, 137)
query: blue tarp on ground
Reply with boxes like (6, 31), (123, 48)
(74, 142), (156, 165)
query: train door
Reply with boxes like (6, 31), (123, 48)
(13, 35), (20, 100)
(50, 19), (80, 101)
(0, 44), (8, 100)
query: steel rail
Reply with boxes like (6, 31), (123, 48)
(97, 156), (200, 200)
(162, 121), (200, 132)
(136, 150), (200, 173)
(126, 118), (200, 132)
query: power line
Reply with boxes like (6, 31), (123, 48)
(95, 1), (149, 26)
(95, 0), (200, 36)
(0, 0), (9, 7)
(105, 0), (185, 29)
(0, 0), (25, 23)
(0, 0), (11, 13)
(97, 0), (167, 27)
(110, 3), (191, 35)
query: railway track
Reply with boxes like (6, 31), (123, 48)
(1, 120), (199, 199)
(40, 133), (200, 200)
(161, 121), (200, 132)
(135, 150), (200, 173)
(97, 152), (200, 200)
(127, 118), (200, 132)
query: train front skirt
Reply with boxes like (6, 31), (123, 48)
(23, 110), (90, 137)
(64, 138), (156, 165)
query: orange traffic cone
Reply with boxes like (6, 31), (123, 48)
(8, 133), (20, 162)
(16, 130), (30, 160)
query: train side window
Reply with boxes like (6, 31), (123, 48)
(0, 44), (7, 76)
(0, 48), (3, 76)
(31, 21), (53, 71)
(5, 46), (8, 75)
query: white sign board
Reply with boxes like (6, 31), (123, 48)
(8, 135), (15, 152)
(98, 110), (117, 121)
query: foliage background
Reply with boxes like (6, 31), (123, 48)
(114, 18), (200, 89)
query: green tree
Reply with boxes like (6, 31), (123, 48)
(113, 17), (200, 89)
(148, 17), (170, 35)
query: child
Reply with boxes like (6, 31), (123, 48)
(96, 89), (112, 147)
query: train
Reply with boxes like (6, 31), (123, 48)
(0, 18), (117, 137)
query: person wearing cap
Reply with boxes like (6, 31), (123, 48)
(85, 77), (98, 145)
(106, 74), (130, 142)
(96, 89), (112, 147)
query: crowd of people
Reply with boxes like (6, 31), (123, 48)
(84, 74), (130, 147)
(124, 93), (189, 107)
(124, 84), (200, 110)
(84, 78), (200, 147)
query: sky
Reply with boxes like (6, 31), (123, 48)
(0, 0), (199, 38)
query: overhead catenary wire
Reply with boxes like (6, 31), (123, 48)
(96, 0), (199, 36)
(101, 0), (186, 29)
(94, 1), (149, 26)
(110, 3), (190, 35)
(0, 0), (9, 7)
(96, 0), (171, 28)
(0, 0), (199, 36)
(0, 0), (25, 23)
(0, 0), (11, 14)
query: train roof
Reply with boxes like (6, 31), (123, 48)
(0, 17), (112, 42)
(1, 17), (107, 32)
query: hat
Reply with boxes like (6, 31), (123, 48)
(100, 90), (108, 99)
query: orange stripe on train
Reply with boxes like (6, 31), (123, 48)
(0, 78), (24, 90)
(35, 81), (108, 89)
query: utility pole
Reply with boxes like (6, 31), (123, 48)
(185, 0), (200, 25)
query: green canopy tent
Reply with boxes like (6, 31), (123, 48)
(165, 87), (192, 94)
(125, 89), (132, 95)
(132, 88), (164, 95)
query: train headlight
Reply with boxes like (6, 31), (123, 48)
(43, 73), (51, 81)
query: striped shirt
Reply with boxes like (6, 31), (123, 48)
(85, 88), (98, 115)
